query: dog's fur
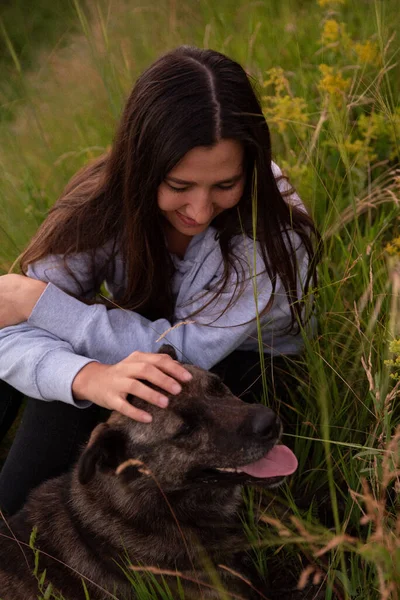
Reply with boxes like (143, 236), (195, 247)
(0, 347), (286, 599)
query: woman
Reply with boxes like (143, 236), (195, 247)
(0, 46), (319, 515)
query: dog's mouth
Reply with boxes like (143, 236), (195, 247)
(216, 444), (297, 479)
(188, 443), (298, 486)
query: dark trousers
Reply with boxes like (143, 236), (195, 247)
(0, 351), (302, 516)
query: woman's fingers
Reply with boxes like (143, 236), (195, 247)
(74, 351), (194, 423)
(106, 372), (179, 422)
(109, 395), (153, 423)
(122, 377), (170, 409)
(153, 353), (193, 382)
(126, 351), (192, 383)
(126, 363), (183, 396)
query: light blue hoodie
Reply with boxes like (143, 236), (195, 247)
(0, 163), (311, 407)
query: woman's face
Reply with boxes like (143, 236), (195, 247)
(158, 139), (245, 238)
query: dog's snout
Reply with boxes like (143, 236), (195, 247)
(249, 407), (280, 437)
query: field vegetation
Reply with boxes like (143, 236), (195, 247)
(0, 0), (399, 598)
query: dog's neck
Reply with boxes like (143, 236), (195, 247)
(77, 477), (242, 525)
(170, 485), (242, 523)
(71, 474), (244, 568)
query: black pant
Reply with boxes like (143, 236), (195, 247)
(0, 351), (302, 516)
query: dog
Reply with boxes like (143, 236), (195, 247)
(0, 346), (297, 599)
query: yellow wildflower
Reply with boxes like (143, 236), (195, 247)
(262, 67), (309, 137)
(318, 64), (350, 97)
(320, 19), (341, 45)
(385, 237), (400, 257)
(341, 138), (377, 166)
(263, 67), (290, 96)
(358, 113), (384, 140)
(357, 109), (400, 161)
(318, 0), (345, 6)
(263, 95), (309, 136)
(354, 40), (380, 66)
(384, 338), (400, 382)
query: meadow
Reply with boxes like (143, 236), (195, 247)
(0, 0), (399, 598)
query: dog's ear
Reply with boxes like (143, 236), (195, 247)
(158, 344), (178, 360)
(78, 423), (128, 485)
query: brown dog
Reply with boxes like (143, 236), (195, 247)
(0, 346), (297, 599)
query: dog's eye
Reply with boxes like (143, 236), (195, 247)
(173, 422), (197, 439)
(206, 375), (226, 396)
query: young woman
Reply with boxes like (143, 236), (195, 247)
(0, 46), (319, 516)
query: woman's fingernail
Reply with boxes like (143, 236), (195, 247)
(159, 396), (169, 407)
(182, 372), (192, 381)
(171, 383), (182, 394)
(142, 413), (152, 423)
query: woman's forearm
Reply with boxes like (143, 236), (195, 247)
(0, 274), (47, 328)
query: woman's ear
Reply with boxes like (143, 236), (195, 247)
(158, 344), (178, 360)
(78, 423), (128, 485)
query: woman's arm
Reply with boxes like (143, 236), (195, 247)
(26, 227), (309, 371)
(25, 230), (297, 370)
(0, 275), (47, 328)
(26, 275), (270, 369)
(0, 323), (192, 422)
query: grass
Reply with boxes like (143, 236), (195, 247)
(0, 0), (400, 598)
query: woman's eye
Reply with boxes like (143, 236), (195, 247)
(167, 184), (188, 193)
(216, 183), (235, 190)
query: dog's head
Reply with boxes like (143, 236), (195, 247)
(77, 346), (297, 493)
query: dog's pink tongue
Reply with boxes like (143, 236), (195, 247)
(241, 445), (298, 478)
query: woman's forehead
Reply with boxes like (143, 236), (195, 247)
(168, 140), (244, 183)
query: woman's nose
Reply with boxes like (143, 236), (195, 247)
(187, 191), (214, 224)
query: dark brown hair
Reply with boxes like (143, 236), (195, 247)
(19, 46), (320, 326)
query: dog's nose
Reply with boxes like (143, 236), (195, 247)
(249, 407), (280, 437)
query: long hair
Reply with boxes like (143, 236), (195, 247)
(19, 46), (320, 325)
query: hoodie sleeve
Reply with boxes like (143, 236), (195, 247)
(26, 241), (114, 297)
(0, 244), (112, 404)
(0, 324), (94, 406)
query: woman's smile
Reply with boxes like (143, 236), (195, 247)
(175, 211), (201, 228)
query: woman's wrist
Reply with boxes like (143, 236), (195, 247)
(19, 277), (48, 320)
(72, 362), (107, 402)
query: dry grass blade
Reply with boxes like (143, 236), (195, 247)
(129, 565), (248, 600)
(218, 564), (270, 600)
(324, 169), (400, 239)
(156, 320), (195, 342)
(0, 509), (30, 569)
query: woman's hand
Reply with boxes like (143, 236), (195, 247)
(72, 350), (193, 422)
(0, 274), (47, 328)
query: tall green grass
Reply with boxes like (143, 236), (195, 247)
(0, 0), (399, 598)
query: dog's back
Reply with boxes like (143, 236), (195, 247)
(0, 473), (116, 600)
